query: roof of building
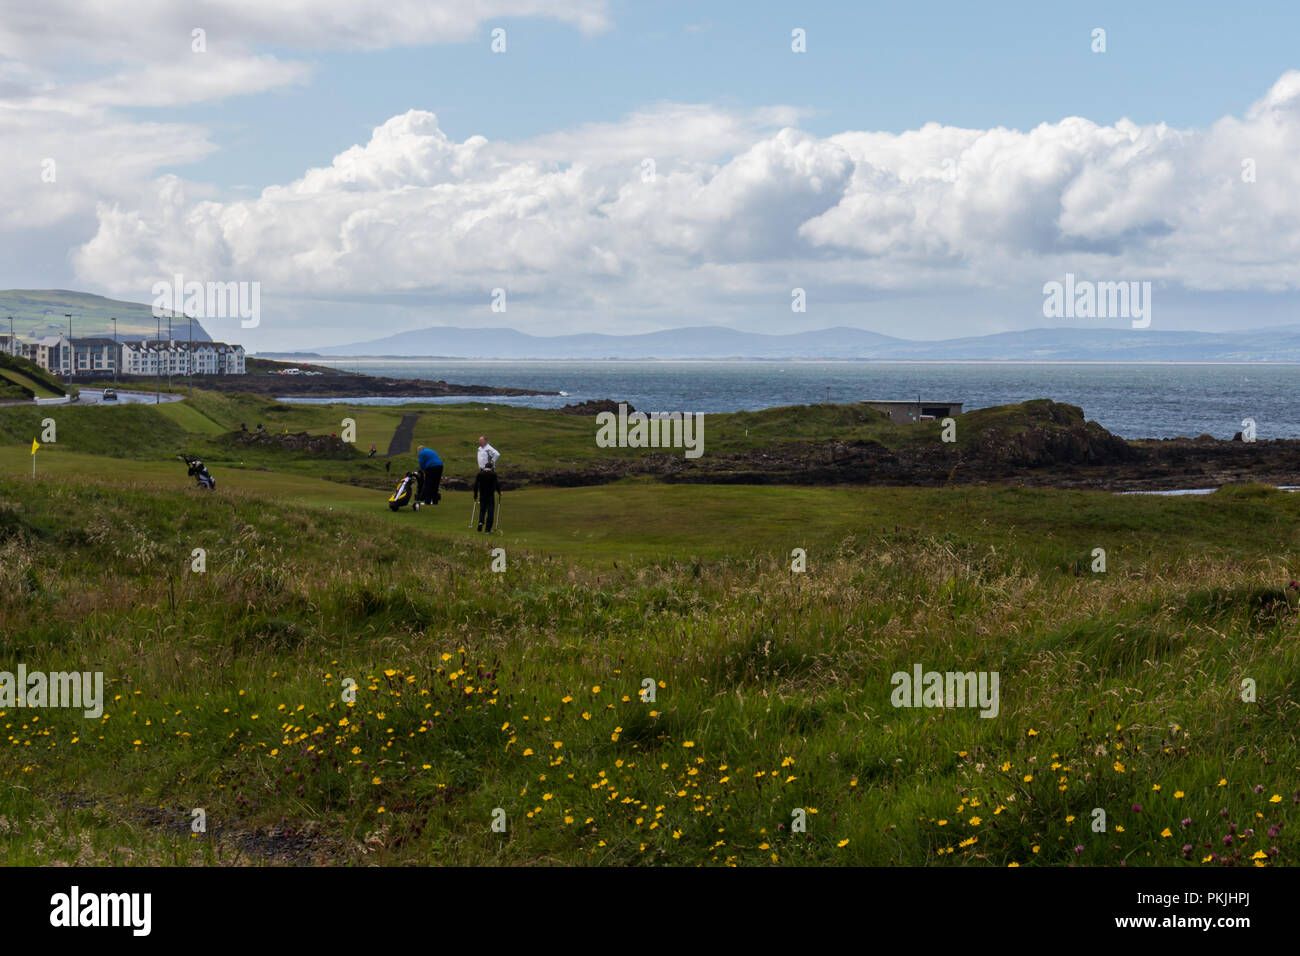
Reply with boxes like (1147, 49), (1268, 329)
(128, 339), (241, 350)
(861, 400), (963, 406)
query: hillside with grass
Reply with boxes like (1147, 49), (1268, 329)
(1, 392), (1297, 866)
(0, 352), (71, 398)
(0, 289), (209, 342)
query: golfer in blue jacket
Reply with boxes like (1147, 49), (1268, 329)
(415, 444), (443, 505)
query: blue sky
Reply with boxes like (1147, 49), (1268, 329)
(3, 0), (1300, 349)
(136, 1), (1300, 192)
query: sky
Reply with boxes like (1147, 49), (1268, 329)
(3, 0), (1300, 350)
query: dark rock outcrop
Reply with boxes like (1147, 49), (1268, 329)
(561, 398), (634, 416)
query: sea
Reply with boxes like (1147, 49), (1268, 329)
(283, 361), (1300, 440)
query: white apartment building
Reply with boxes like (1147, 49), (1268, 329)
(16, 335), (246, 377)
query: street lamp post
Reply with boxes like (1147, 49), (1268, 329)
(110, 317), (118, 385)
(65, 313), (72, 378)
(155, 315), (160, 404)
(166, 311), (172, 394)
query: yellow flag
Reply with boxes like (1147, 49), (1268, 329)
(31, 438), (39, 455)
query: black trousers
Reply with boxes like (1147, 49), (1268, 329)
(418, 465), (442, 503)
(477, 494), (496, 531)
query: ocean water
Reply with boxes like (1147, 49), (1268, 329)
(287, 361), (1300, 440)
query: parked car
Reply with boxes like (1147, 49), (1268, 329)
(101, 388), (118, 401)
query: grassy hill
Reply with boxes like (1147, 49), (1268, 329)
(0, 289), (210, 342)
(0, 351), (72, 399)
(0, 393), (1297, 866)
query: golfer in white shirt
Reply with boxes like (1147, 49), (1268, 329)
(477, 436), (499, 470)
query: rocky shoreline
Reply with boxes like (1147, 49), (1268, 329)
(80, 371), (559, 399)
(496, 401), (1300, 492)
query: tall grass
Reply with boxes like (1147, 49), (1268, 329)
(2, 473), (1298, 865)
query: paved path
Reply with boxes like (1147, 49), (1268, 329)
(386, 412), (419, 456)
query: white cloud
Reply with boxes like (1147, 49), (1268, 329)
(0, 0), (611, 303)
(68, 72), (1300, 333)
(0, 1), (610, 63)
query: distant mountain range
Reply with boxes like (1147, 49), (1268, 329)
(0, 290), (211, 342)
(303, 324), (1300, 362)
(9, 291), (1297, 362)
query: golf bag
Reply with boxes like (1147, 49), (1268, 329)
(180, 455), (216, 490)
(388, 471), (420, 511)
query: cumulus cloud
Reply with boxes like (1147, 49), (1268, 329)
(69, 72), (1300, 328)
(0, 0), (610, 299)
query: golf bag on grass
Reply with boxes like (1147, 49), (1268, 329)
(389, 471), (421, 511)
(180, 455), (216, 490)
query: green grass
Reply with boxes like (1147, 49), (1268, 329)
(0, 368), (51, 398)
(0, 352), (68, 398)
(1, 433), (1298, 866)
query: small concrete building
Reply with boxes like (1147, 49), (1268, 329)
(862, 400), (963, 424)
